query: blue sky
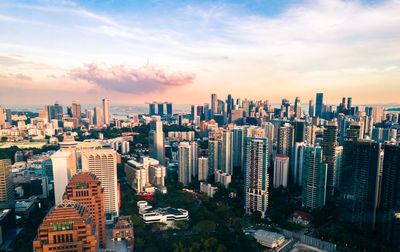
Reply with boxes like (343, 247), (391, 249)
(0, 0), (400, 105)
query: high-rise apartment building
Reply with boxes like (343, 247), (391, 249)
(231, 127), (244, 170)
(293, 142), (306, 186)
(208, 139), (219, 176)
(191, 141), (199, 178)
(315, 93), (323, 118)
(219, 131), (233, 175)
(277, 123), (294, 159)
(81, 149), (119, 222)
(322, 121), (338, 196)
(198, 157), (209, 181)
(63, 173), (106, 248)
(377, 144), (400, 249)
(339, 139), (380, 233)
(244, 128), (269, 218)
(102, 98), (110, 126)
(33, 200), (98, 252)
(0, 159), (14, 207)
(273, 154), (289, 188)
(149, 116), (165, 165)
(302, 147), (327, 210)
(178, 142), (192, 186)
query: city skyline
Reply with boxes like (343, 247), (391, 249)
(1, 0), (400, 104)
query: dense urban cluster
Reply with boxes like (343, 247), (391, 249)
(0, 93), (399, 251)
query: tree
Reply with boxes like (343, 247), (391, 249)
(195, 220), (216, 236)
(1, 136), (7, 142)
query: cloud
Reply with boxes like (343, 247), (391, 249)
(69, 62), (195, 94)
(13, 73), (32, 81)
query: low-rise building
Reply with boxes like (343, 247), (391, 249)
(112, 216), (134, 251)
(292, 210), (312, 226)
(199, 182), (217, 198)
(253, 230), (285, 249)
(215, 170), (231, 188)
(137, 201), (189, 224)
(125, 157), (166, 194)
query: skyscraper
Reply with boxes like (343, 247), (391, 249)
(149, 116), (165, 165)
(293, 121), (306, 143)
(81, 149), (119, 222)
(45, 105), (55, 122)
(5, 108), (11, 122)
(191, 105), (197, 121)
(178, 142), (192, 186)
(0, 159), (14, 207)
(339, 139), (380, 233)
(347, 97), (352, 111)
(63, 173), (106, 248)
(322, 121), (338, 196)
(244, 127), (269, 218)
(94, 107), (103, 127)
(54, 102), (63, 120)
(0, 106), (5, 128)
(294, 97), (301, 119)
(273, 154), (289, 188)
(102, 98), (110, 126)
(377, 144), (400, 249)
(302, 147), (327, 210)
(51, 150), (77, 204)
(72, 100), (81, 123)
(166, 102), (173, 116)
(315, 93), (323, 118)
(157, 103), (164, 116)
(211, 93), (218, 117)
(33, 200), (98, 251)
(149, 103), (156, 115)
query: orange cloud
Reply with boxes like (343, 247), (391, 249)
(69, 62), (195, 94)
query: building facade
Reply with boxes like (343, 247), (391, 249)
(244, 128), (269, 218)
(81, 149), (119, 222)
(63, 173), (106, 248)
(33, 200), (98, 252)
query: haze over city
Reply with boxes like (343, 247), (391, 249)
(1, 0), (400, 104)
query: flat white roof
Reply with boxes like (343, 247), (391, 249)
(51, 151), (72, 158)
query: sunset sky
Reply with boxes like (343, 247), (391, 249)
(1, 0), (400, 105)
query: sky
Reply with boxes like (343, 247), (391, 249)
(0, 0), (400, 105)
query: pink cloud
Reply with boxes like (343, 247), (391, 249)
(69, 62), (195, 94)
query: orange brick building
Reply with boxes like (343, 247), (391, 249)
(63, 172), (107, 248)
(33, 200), (98, 252)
